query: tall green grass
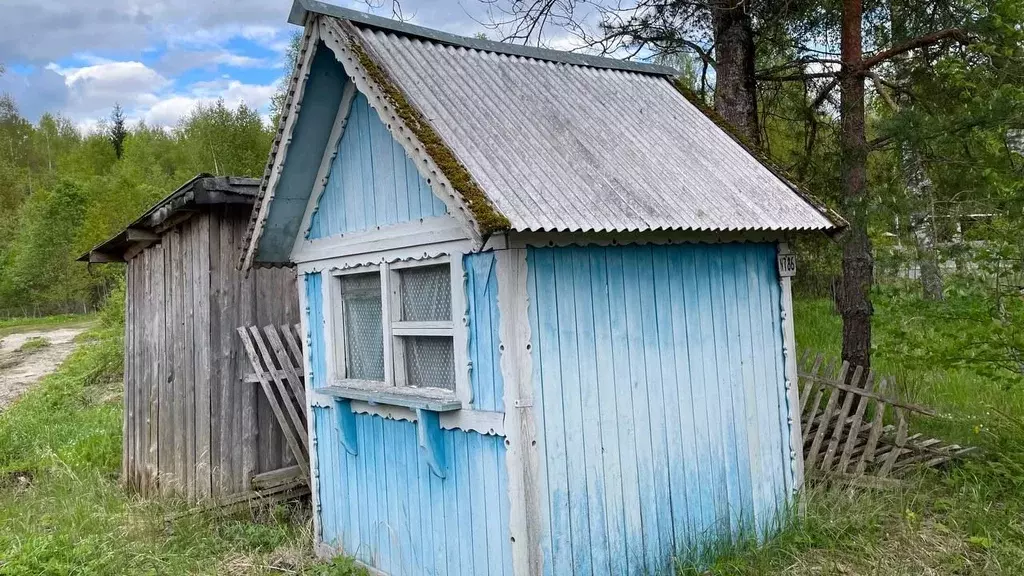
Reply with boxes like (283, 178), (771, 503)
(681, 296), (1024, 575)
(0, 291), (362, 575)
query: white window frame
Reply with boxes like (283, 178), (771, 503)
(322, 253), (471, 405)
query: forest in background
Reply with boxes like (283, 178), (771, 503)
(483, 0), (1024, 377)
(0, 97), (273, 316)
(0, 0), (1022, 373)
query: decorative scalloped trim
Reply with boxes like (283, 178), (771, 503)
(240, 20), (321, 271)
(319, 18), (509, 239)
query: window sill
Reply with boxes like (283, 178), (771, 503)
(321, 380), (462, 412)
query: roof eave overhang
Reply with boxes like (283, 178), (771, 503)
(239, 19), (322, 272)
(668, 76), (848, 239)
(81, 175), (258, 264)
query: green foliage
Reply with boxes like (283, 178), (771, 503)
(0, 303), (362, 575)
(16, 337), (50, 352)
(0, 96), (273, 313)
(874, 277), (1024, 390)
(108, 104), (127, 160)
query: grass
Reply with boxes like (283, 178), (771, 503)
(0, 313), (98, 338)
(683, 293), (1024, 575)
(5, 288), (1024, 574)
(0, 313), (364, 575)
(16, 337), (51, 352)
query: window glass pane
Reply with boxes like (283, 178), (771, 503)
(339, 273), (384, 381)
(404, 336), (455, 390)
(400, 264), (451, 322)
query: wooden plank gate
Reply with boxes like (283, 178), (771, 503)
(232, 324), (310, 505)
(798, 351), (976, 485)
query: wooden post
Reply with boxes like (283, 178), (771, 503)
(778, 242), (804, 491)
(497, 248), (543, 576)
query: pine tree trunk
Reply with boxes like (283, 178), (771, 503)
(838, 0), (874, 370)
(712, 0), (760, 147)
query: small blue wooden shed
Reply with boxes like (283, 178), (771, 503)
(241, 2), (844, 574)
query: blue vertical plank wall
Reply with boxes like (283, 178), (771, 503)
(312, 408), (512, 576)
(306, 91), (448, 240)
(527, 242), (793, 576)
(306, 264), (513, 575)
(465, 252), (504, 412)
(304, 272), (326, 390)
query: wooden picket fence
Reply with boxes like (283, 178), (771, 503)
(230, 324), (310, 507)
(798, 351), (977, 484)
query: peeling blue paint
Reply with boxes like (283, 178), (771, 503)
(305, 271), (326, 389)
(307, 92), (448, 240)
(313, 407), (513, 575)
(465, 252), (503, 412)
(527, 243), (792, 575)
(307, 260), (513, 574)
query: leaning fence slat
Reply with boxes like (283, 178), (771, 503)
(247, 326), (309, 454)
(800, 373), (936, 416)
(854, 377), (889, 475)
(802, 358), (836, 440)
(797, 351), (977, 482)
(264, 326), (306, 409)
(236, 327), (310, 480)
(806, 361), (849, 471)
(821, 365), (865, 473)
(280, 324), (303, 371)
(878, 411), (909, 477)
(800, 354), (825, 414)
(837, 370), (876, 474)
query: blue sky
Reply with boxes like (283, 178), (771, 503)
(0, 0), (514, 132)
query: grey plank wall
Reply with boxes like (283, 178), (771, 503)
(123, 207), (299, 501)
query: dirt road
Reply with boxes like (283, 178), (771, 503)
(0, 326), (90, 411)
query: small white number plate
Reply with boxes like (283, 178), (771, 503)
(777, 253), (797, 277)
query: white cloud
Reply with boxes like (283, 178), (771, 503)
(36, 54), (277, 130)
(45, 60), (170, 120)
(141, 78), (278, 127)
(0, 0), (289, 64)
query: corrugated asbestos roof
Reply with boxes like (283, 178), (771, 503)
(353, 25), (838, 233)
(243, 2), (841, 267)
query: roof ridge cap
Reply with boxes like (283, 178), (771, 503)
(291, 0), (679, 76)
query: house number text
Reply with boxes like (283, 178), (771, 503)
(777, 253), (797, 277)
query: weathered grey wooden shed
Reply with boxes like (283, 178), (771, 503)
(81, 175), (300, 501)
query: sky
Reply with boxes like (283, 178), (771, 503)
(0, 0), (506, 132)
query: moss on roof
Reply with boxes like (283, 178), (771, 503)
(349, 39), (511, 234)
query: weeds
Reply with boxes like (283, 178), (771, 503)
(0, 299), (362, 575)
(16, 337), (50, 352)
(690, 296), (1024, 575)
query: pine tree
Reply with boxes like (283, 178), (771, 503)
(109, 104), (128, 159)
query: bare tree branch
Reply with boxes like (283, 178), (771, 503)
(758, 71), (839, 82)
(868, 72), (896, 110)
(861, 28), (971, 70)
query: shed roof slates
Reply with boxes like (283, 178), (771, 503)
(243, 2), (842, 268)
(383, 35), (597, 232)
(356, 25), (836, 233)
(80, 175), (261, 262)
(377, 35), (563, 231)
